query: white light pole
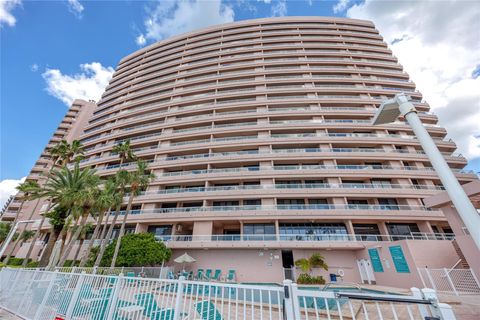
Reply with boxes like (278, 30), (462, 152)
(0, 219), (37, 258)
(373, 93), (480, 249)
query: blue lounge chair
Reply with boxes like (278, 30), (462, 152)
(211, 269), (221, 281)
(195, 300), (223, 320)
(203, 269), (212, 281)
(195, 269), (204, 280)
(225, 270), (236, 282)
(135, 293), (178, 320)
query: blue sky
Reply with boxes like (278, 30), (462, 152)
(1, 0), (479, 204)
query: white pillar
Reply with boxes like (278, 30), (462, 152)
(397, 95), (480, 250)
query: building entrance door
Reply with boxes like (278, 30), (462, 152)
(282, 250), (295, 280)
(357, 259), (376, 284)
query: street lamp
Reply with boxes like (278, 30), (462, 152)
(0, 219), (37, 258)
(373, 93), (480, 249)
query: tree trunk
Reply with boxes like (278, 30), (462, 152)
(3, 236), (23, 265)
(110, 194), (134, 268)
(3, 197), (42, 264)
(57, 213), (88, 267)
(79, 211), (105, 267)
(98, 208), (112, 244)
(11, 200), (26, 225)
(21, 215), (46, 267)
(38, 227), (62, 267)
(72, 238), (84, 265)
(94, 205), (122, 267)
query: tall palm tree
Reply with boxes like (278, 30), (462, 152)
(71, 223), (94, 265)
(79, 178), (121, 267)
(93, 170), (130, 267)
(55, 166), (100, 267)
(112, 140), (136, 166)
(2, 180), (40, 265)
(110, 160), (154, 268)
(11, 180), (39, 225)
(23, 140), (86, 267)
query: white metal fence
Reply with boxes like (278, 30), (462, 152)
(418, 268), (480, 296)
(0, 268), (456, 320)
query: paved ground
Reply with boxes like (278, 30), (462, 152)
(440, 294), (480, 320)
(0, 309), (21, 319)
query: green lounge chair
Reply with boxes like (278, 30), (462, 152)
(135, 293), (179, 320)
(225, 270), (235, 282)
(125, 271), (136, 277)
(195, 269), (204, 280)
(211, 269), (221, 281)
(203, 269), (212, 280)
(195, 300), (223, 320)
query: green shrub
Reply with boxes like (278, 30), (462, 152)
(297, 273), (326, 285)
(26, 261), (39, 268)
(88, 232), (171, 267)
(64, 260), (78, 267)
(8, 258), (24, 266)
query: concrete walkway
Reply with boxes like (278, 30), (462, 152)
(0, 308), (21, 319)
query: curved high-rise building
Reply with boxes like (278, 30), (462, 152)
(6, 17), (477, 284)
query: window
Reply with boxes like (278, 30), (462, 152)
(353, 224), (381, 241)
(243, 223), (276, 240)
(148, 225), (173, 241)
(378, 198), (399, 210)
(279, 223), (347, 241)
(386, 223), (420, 240)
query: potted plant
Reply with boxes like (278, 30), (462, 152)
(295, 253), (328, 284)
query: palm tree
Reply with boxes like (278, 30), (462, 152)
(112, 140), (136, 166)
(55, 166), (100, 267)
(11, 180), (40, 225)
(23, 140), (86, 267)
(78, 178), (121, 267)
(71, 223), (94, 265)
(93, 170), (130, 267)
(294, 253), (328, 273)
(110, 160), (154, 268)
(2, 180), (40, 265)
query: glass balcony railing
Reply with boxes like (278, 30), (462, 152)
(121, 204), (437, 216)
(137, 183), (443, 197)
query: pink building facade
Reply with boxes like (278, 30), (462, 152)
(3, 17), (478, 287)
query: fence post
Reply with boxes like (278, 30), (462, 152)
(33, 271), (58, 320)
(65, 271), (87, 318)
(290, 282), (301, 320)
(18, 269), (40, 312)
(93, 266), (98, 275)
(173, 276), (186, 320)
(410, 287), (429, 318)
(443, 268), (458, 296)
(282, 279), (295, 320)
(425, 268), (438, 291)
(106, 274), (123, 320)
(422, 288), (457, 320)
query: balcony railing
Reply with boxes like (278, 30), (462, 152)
(137, 183), (443, 196)
(154, 232), (455, 243)
(118, 204), (436, 215)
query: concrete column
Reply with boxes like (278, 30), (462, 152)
(345, 220), (355, 235)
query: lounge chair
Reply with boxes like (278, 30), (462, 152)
(167, 271), (176, 279)
(211, 269), (221, 281)
(195, 269), (204, 280)
(125, 271), (136, 277)
(224, 270), (236, 282)
(195, 300), (223, 320)
(135, 293), (182, 320)
(203, 269), (212, 281)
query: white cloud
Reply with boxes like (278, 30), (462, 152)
(67, 0), (84, 19)
(271, 0), (287, 17)
(42, 62), (114, 106)
(0, 0), (21, 27)
(346, 0), (480, 162)
(333, 0), (350, 14)
(0, 177), (25, 207)
(136, 0), (234, 46)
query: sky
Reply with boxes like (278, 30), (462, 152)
(0, 0), (479, 206)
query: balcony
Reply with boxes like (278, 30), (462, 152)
(159, 232), (455, 249)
